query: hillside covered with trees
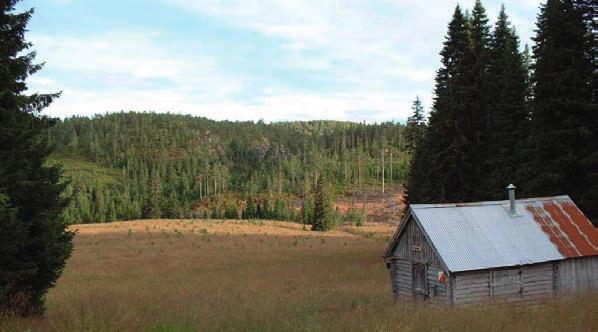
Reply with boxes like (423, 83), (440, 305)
(49, 113), (409, 224)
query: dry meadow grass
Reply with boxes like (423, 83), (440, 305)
(1, 219), (597, 331)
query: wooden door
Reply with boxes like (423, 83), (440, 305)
(490, 268), (522, 300)
(413, 263), (427, 300)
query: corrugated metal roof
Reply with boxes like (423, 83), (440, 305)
(526, 199), (598, 257)
(404, 196), (598, 272)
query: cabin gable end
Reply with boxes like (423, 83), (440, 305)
(390, 215), (445, 269)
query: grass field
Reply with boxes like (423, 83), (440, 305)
(1, 219), (597, 331)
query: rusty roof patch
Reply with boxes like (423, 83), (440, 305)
(527, 200), (598, 258)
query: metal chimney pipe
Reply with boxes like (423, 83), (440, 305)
(507, 184), (517, 216)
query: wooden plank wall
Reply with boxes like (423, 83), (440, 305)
(389, 217), (452, 303)
(389, 260), (397, 296)
(521, 263), (556, 300)
(390, 260), (450, 303)
(391, 216), (444, 267)
(491, 268), (522, 298)
(391, 259), (413, 300)
(453, 262), (557, 305)
(453, 270), (490, 305)
(558, 257), (598, 294)
(427, 265), (450, 304)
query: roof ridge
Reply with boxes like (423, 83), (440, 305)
(410, 195), (571, 210)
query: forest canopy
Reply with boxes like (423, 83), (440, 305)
(49, 113), (409, 224)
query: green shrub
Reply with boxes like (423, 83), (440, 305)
(343, 207), (366, 226)
(224, 202), (240, 219)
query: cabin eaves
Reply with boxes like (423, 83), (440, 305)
(385, 195), (598, 273)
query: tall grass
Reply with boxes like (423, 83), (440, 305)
(1, 220), (596, 331)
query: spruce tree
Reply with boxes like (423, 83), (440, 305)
(404, 97), (427, 154)
(469, 1), (491, 56)
(311, 176), (328, 231)
(468, 0), (493, 198)
(529, 0), (597, 221)
(255, 202), (263, 219)
(0, 1), (73, 315)
(576, 0), (598, 223)
(483, 6), (531, 199)
(409, 5), (481, 203)
(244, 197), (256, 219)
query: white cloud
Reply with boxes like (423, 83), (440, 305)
(27, 29), (418, 122)
(27, 32), (246, 117)
(31, 32), (222, 85)
(27, 1), (543, 123)
(162, 0), (541, 122)
(31, 80), (412, 123)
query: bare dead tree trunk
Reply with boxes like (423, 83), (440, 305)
(382, 148), (385, 194)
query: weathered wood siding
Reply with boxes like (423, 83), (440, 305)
(390, 259), (413, 300)
(443, 258), (598, 305)
(557, 257), (598, 294)
(426, 265), (450, 304)
(491, 268), (522, 299)
(391, 216), (444, 267)
(521, 263), (556, 301)
(388, 217), (450, 302)
(453, 262), (557, 305)
(389, 259), (450, 303)
(389, 260), (398, 296)
(453, 270), (490, 305)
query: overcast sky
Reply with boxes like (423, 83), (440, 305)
(21, 0), (543, 123)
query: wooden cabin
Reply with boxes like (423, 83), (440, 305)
(384, 187), (598, 305)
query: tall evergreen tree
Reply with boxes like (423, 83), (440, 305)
(244, 197), (257, 219)
(483, 6), (531, 199)
(529, 0), (598, 221)
(576, 0), (597, 100)
(0, 1), (73, 315)
(404, 97), (427, 154)
(311, 176), (328, 231)
(409, 5), (483, 203)
(468, 0), (493, 198)
(469, 1), (491, 54)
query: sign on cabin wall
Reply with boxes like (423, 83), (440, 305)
(437, 271), (447, 283)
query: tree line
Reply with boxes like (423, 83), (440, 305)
(49, 113), (410, 224)
(407, 0), (597, 223)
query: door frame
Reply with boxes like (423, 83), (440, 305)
(412, 263), (428, 300)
